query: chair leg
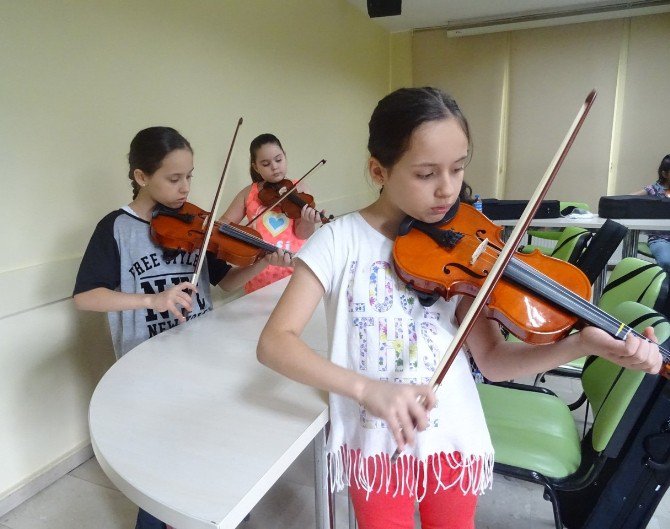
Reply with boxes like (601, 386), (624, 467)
(568, 392), (587, 411)
(582, 402), (590, 438)
(542, 485), (564, 529)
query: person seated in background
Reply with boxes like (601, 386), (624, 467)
(631, 154), (670, 272)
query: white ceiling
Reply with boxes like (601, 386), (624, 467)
(347, 0), (670, 33)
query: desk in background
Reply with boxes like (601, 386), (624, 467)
(495, 216), (670, 304)
(89, 278), (332, 529)
(495, 216), (670, 258)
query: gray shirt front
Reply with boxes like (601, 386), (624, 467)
(74, 207), (230, 358)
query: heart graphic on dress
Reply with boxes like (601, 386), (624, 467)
(263, 211), (289, 237)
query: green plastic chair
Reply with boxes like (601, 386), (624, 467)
(598, 257), (668, 315)
(479, 300), (670, 529)
(523, 201), (591, 255)
(559, 201), (590, 213)
(534, 257), (669, 397)
(519, 226), (592, 263)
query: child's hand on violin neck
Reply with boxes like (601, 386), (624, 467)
(580, 325), (663, 374)
(264, 248), (294, 268)
(149, 281), (197, 322)
(358, 380), (436, 450)
(300, 204), (327, 224)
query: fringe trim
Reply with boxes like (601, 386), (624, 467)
(328, 447), (494, 502)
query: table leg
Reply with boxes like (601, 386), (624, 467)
(314, 427), (333, 529)
(621, 229), (640, 259)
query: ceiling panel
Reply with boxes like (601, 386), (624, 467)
(347, 0), (670, 33)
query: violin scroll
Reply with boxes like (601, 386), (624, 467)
(258, 179), (333, 224)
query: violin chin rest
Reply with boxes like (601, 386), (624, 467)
(397, 216), (416, 236)
(403, 281), (440, 307)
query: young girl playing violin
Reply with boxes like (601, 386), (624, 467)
(73, 126), (269, 529)
(257, 88), (663, 529)
(220, 133), (324, 293)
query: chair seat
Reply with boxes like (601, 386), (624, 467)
(478, 384), (582, 479)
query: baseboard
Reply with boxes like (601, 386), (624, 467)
(0, 442), (94, 517)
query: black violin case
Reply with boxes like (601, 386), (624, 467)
(599, 195), (670, 219)
(558, 376), (670, 529)
(481, 198), (560, 220)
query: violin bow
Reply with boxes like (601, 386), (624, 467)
(190, 117), (244, 286)
(391, 89), (597, 463)
(245, 158), (327, 226)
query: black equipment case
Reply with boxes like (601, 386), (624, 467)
(558, 377), (670, 529)
(481, 198), (561, 220)
(599, 195), (670, 219)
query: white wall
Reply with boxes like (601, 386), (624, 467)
(0, 0), (387, 507)
(412, 13), (670, 209)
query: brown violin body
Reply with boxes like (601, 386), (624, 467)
(393, 203), (592, 345)
(258, 179), (332, 223)
(150, 202), (280, 267)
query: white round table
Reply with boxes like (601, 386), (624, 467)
(89, 278), (331, 529)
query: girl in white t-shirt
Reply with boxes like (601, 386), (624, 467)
(257, 88), (662, 529)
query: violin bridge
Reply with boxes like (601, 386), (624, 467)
(470, 238), (489, 265)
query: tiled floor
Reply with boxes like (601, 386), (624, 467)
(2, 377), (668, 528)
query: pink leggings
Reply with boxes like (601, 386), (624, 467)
(348, 453), (478, 529)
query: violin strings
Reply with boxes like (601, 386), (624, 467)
(511, 255), (670, 361)
(468, 236), (637, 330)
(436, 233), (670, 361)
(219, 223), (293, 257)
(220, 223), (281, 252)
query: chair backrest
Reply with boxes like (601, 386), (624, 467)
(560, 201), (590, 215)
(575, 219), (628, 284)
(549, 227), (592, 263)
(598, 257), (669, 315)
(582, 301), (670, 456)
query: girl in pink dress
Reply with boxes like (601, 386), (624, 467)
(221, 134), (324, 293)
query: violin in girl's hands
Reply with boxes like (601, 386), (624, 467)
(392, 201), (670, 378)
(150, 201), (289, 267)
(258, 179), (333, 224)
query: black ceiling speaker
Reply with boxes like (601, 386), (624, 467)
(367, 0), (401, 18)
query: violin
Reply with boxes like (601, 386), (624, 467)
(392, 201), (670, 378)
(258, 179), (334, 224)
(151, 201), (287, 268)
(150, 118), (289, 272)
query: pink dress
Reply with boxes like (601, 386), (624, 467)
(243, 181), (305, 293)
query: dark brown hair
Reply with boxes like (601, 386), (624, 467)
(249, 133), (285, 183)
(127, 127), (192, 199)
(658, 154), (670, 187)
(368, 87), (473, 203)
